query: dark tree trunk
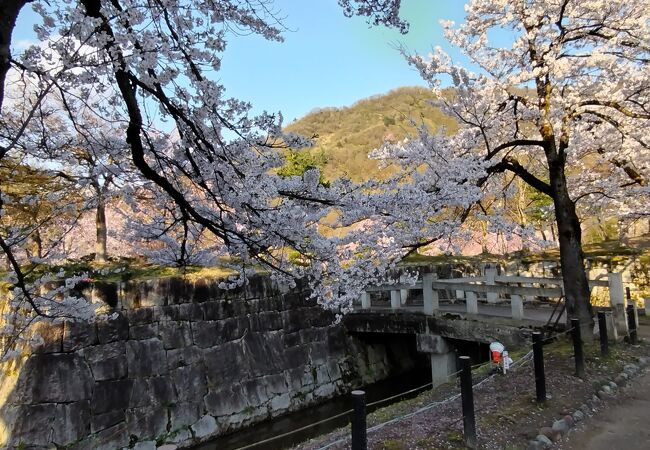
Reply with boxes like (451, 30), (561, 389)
(0, 0), (27, 110)
(95, 195), (108, 262)
(548, 159), (593, 333)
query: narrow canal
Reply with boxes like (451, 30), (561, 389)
(194, 365), (431, 450)
(194, 340), (489, 450)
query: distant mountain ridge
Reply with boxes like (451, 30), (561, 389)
(284, 86), (457, 181)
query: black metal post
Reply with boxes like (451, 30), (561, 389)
(597, 311), (609, 357)
(459, 356), (477, 449)
(351, 390), (367, 450)
(571, 318), (585, 378)
(626, 286), (632, 303)
(627, 303), (638, 345)
(532, 332), (546, 402)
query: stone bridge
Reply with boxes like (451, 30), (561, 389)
(345, 270), (627, 386)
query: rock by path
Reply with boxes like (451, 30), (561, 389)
(560, 349), (650, 450)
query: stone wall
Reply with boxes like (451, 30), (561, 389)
(0, 276), (418, 450)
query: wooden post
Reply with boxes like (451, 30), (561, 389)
(627, 303), (638, 345)
(466, 291), (478, 314)
(423, 273), (438, 315)
(459, 356), (477, 449)
(532, 332), (546, 403)
(351, 390), (367, 450)
(598, 311), (609, 357)
(510, 295), (524, 320)
(390, 290), (401, 309)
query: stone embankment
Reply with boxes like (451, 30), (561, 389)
(0, 276), (419, 449)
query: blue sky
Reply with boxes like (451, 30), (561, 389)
(14, 1), (467, 123)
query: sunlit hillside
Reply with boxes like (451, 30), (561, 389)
(284, 86), (458, 181)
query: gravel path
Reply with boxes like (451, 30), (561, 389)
(292, 326), (650, 450)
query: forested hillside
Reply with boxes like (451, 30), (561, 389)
(284, 86), (457, 181)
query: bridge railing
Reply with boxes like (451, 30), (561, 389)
(357, 272), (620, 321)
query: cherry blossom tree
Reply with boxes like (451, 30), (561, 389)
(0, 0), (411, 336)
(377, 0), (650, 330)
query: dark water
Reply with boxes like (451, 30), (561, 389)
(193, 367), (432, 450)
(194, 339), (490, 450)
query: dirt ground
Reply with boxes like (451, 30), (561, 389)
(293, 321), (650, 450)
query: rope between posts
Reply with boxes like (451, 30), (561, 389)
(232, 409), (353, 450)
(315, 351), (532, 450)
(366, 381), (433, 408)
(542, 327), (575, 343)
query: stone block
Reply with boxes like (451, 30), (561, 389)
(160, 321), (192, 349)
(130, 323), (159, 340)
(282, 332), (302, 348)
(281, 292), (304, 310)
(241, 379), (270, 406)
(168, 427), (192, 445)
(281, 310), (306, 333)
(284, 345), (309, 369)
(245, 298), (260, 314)
(167, 346), (203, 369)
(270, 393), (291, 412)
(190, 414), (217, 440)
(309, 342), (328, 365)
(63, 320), (98, 352)
(246, 332), (283, 377)
(97, 313), (129, 344)
(158, 305), (181, 321)
(204, 341), (249, 387)
(178, 303), (204, 321)
(130, 376), (176, 408)
(92, 379), (133, 415)
(299, 327), (327, 344)
(169, 402), (202, 429)
(201, 301), (224, 320)
(126, 338), (168, 377)
(263, 373), (287, 396)
(314, 382), (336, 399)
(10, 404), (57, 446)
(126, 406), (168, 441)
(133, 441), (156, 450)
(91, 409), (126, 433)
(204, 384), (249, 416)
(172, 365), (207, 402)
(191, 321), (219, 348)
(326, 327), (347, 353)
(285, 368), (306, 392)
(326, 359), (342, 381)
(78, 421), (129, 450)
(52, 401), (91, 445)
(31, 320), (64, 353)
(315, 365), (330, 385)
(84, 341), (127, 381)
(258, 311), (283, 331)
(25, 353), (93, 403)
(127, 307), (155, 324)
(247, 314), (261, 332)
